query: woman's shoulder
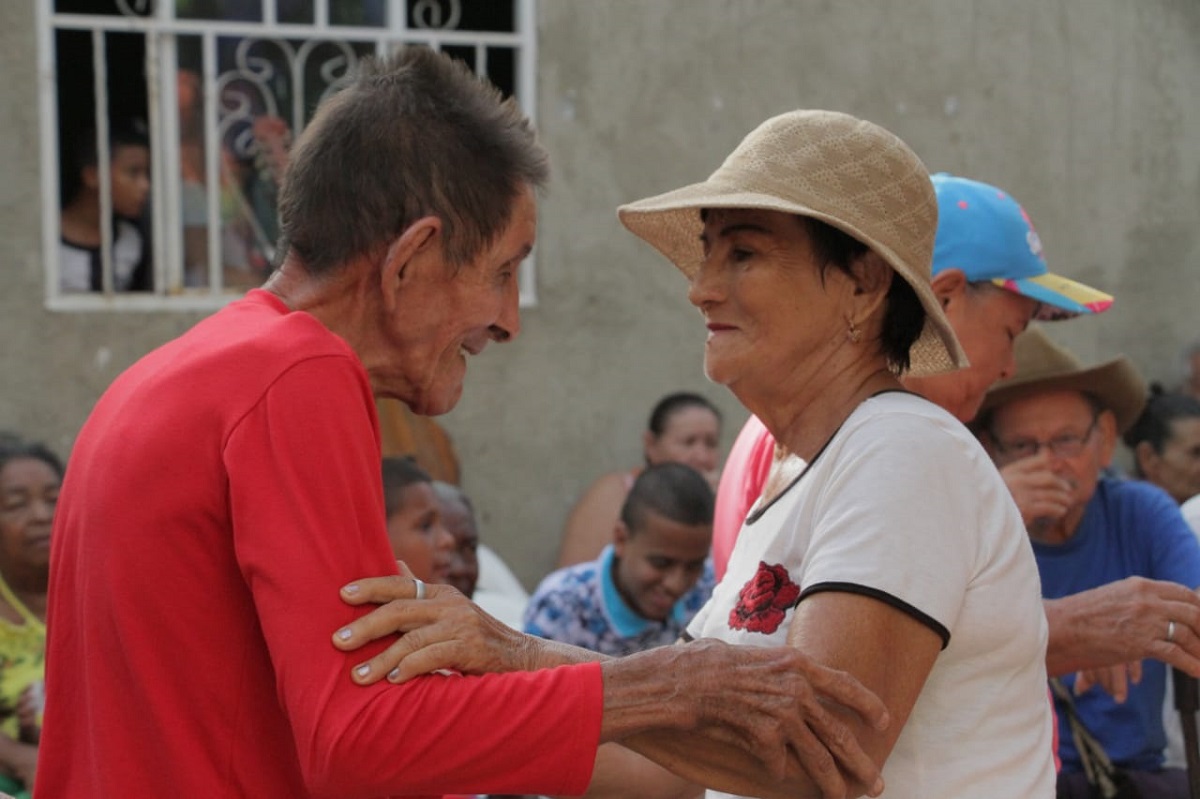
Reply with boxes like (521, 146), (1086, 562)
(848, 391), (972, 446)
(576, 469), (638, 500)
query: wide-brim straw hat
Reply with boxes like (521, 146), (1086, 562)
(617, 109), (968, 377)
(978, 326), (1147, 433)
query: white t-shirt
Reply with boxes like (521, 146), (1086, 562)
(1182, 495), (1200, 535)
(60, 219), (145, 293)
(688, 392), (1054, 798)
(473, 544), (529, 630)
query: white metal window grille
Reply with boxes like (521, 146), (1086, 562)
(38, 0), (539, 311)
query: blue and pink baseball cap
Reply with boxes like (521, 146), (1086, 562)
(931, 173), (1113, 320)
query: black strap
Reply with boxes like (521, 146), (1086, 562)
(1172, 667), (1200, 799)
(1049, 677), (1125, 798)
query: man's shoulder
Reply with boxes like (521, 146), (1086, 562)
(1097, 478), (1178, 518)
(139, 291), (355, 383)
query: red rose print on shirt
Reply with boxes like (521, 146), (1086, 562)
(728, 562), (801, 634)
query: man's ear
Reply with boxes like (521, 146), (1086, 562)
(929, 268), (968, 310)
(1096, 409), (1119, 467)
(379, 216), (442, 313)
(977, 427), (999, 459)
(81, 165), (100, 192)
(612, 520), (631, 557)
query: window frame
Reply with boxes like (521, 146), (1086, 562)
(36, 0), (540, 312)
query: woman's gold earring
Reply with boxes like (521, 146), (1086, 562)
(847, 319), (861, 343)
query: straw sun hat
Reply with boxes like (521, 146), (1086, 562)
(979, 327), (1147, 434)
(617, 109), (968, 376)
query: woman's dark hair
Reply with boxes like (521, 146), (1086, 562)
(799, 217), (926, 374)
(0, 435), (65, 480)
(381, 456), (432, 517)
(277, 47), (549, 275)
(1122, 386), (1200, 476)
(621, 462), (715, 533)
(647, 392), (722, 438)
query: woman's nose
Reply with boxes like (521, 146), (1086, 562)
(687, 259), (724, 309)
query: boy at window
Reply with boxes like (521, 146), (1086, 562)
(59, 122), (151, 293)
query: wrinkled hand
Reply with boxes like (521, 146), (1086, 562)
(1074, 661), (1142, 703)
(332, 576), (542, 683)
(998, 452), (1073, 527)
(1047, 576), (1200, 677)
(618, 639), (889, 798)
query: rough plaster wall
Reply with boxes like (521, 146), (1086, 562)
(3, 1), (1198, 589)
(0, 2), (207, 458)
(444, 0), (1200, 587)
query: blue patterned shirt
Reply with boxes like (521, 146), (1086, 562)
(523, 545), (715, 656)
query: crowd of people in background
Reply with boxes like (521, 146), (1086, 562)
(20, 44), (1200, 799)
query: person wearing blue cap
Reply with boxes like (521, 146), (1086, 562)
(903, 173), (1112, 423)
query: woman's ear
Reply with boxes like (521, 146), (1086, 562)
(847, 251), (893, 319)
(641, 429), (659, 462)
(1134, 440), (1160, 481)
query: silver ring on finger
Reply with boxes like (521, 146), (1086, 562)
(414, 578), (426, 600)
(1168, 619), (1177, 643)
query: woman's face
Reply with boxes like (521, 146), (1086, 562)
(644, 405), (721, 477)
(0, 457), (60, 574)
(1143, 417), (1200, 504)
(689, 209), (847, 397)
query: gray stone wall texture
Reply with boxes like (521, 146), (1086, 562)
(3, 1), (1198, 587)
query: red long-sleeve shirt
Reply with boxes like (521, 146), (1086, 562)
(39, 290), (602, 798)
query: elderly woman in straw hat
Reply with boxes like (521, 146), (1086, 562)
(605, 110), (1055, 797)
(975, 327), (1200, 798)
(328, 111), (1055, 798)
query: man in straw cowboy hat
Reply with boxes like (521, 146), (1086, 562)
(976, 327), (1200, 798)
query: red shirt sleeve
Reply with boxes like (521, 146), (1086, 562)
(226, 355), (602, 798)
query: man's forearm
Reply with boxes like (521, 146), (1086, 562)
(1044, 596), (1095, 676)
(1043, 580), (1200, 677)
(592, 640), (886, 799)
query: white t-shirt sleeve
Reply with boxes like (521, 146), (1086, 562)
(795, 411), (983, 644)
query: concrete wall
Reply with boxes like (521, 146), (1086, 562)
(3, 1), (1199, 588)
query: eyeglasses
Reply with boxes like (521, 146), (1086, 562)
(992, 415), (1101, 461)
